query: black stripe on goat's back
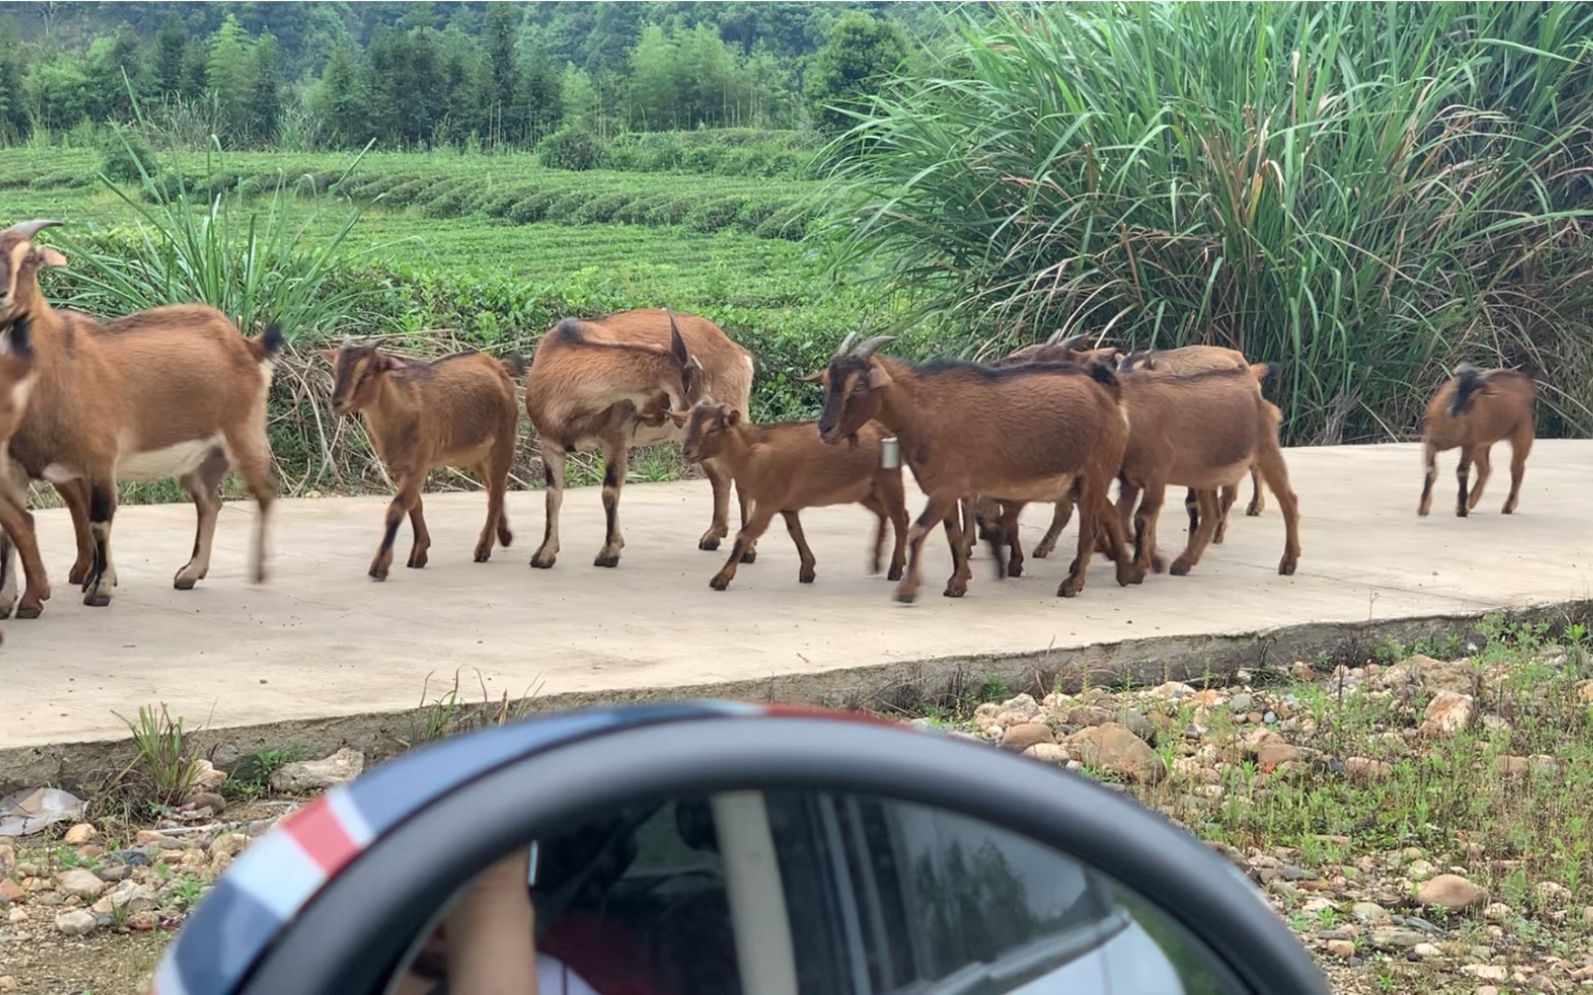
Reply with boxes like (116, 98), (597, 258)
(1120, 364), (1252, 384)
(914, 357), (1106, 380)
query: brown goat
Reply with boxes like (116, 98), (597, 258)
(1119, 345), (1266, 533)
(0, 220), (280, 619)
(320, 342), (520, 580)
(1112, 364), (1300, 577)
(671, 400), (908, 590)
(816, 333), (1143, 602)
(1418, 364), (1535, 517)
(524, 307), (754, 570)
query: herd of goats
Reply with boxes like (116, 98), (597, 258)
(0, 218), (1541, 630)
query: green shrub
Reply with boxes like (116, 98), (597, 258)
(538, 128), (604, 171)
(99, 128), (160, 185)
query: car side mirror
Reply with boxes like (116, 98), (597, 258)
(155, 705), (1329, 995)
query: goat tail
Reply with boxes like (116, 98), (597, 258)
(246, 322), (286, 364)
(1450, 363), (1484, 417)
(500, 353), (529, 379)
(1086, 359), (1121, 396)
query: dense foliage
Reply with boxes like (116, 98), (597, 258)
(0, 2), (954, 149)
(823, 1), (1593, 444)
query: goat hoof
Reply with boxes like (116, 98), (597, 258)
(894, 591), (918, 604)
(67, 569), (87, 586)
(15, 603), (41, 619)
(1278, 558), (1298, 576)
(739, 549), (757, 564)
(1168, 561), (1192, 576)
(799, 572), (816, 584)
(709, 575), (731, 591)
(83, 591), (111, 608)
(1501, 505), (1515, 515)
(530, 556), (555, 569)
(1007, 564), (1023, 579)
(1246, 505), (1263, 517)
(594, 553), (620, 568)
(1455, 507), (1468, 518)
(1057, 581), (1080, 598)
(0, 604), (11, 620)
(174, 577), (197, 591)
(887, 567), (904, 581)
(942, 586), (965, 598)
(409, 551), (430, 569)
(1151, 555), (1167, 574)
(698, 536), (722, 552)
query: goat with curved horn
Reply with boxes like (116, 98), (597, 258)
(1046, 331), (1086, 351)
(6, 220), (65, 239)
(833, 331), (859, 357)
(852, 335), (895, 359)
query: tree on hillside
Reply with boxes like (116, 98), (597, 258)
(483, 1), (518, 145)
(805, 11), (910, 132)
(205, 14), (254, 139)
(312, 38), (369, 146)
(86, 23), (150, 121)
(246, 32), (282, 145)
(154, 10), (188, 96)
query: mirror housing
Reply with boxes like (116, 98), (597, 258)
(156, 703), (1329, 995)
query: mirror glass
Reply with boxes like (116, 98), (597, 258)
(385, 790), (1248, 995)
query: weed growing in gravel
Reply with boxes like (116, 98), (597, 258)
(222, 746), (307, 798)
(100, 704), (206, 818)
(403, 669), (544, 749)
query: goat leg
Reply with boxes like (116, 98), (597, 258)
(1465, 444), (1491, 512)
(698, 456), (733, 552)
(1254, 443), (1301, 575)
(880, 479), (908, 582)
(174, 451), (228, 590)
(941, 503), (971, 599)
(1246, 466), (1265, 516)
(1213, 485), (1237, 544)
(531, 444), (566, 568)
(594, 445), (627, 567)
(81, 481), (117, 607)
(895, 497), (948, 603)
(1502, 425), (1531, 514)
(408, 497), (431, 569)
(710, 506), (778, 591)
(998, 501), (1025, 578)
(54, 479), (95, 586)
(1417, 441), (1438, 517)
(0, 504), (51, 620)
(371, 476), (422, 581)
(782, 510), (818, 584)
(1454, 448), (1472, 518)
(1169, 489), (1223, 576)
(1031, 499), (1072, 559)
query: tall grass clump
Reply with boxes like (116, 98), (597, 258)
(820, 2), (1593, 443)
(54, 139), (383, 344)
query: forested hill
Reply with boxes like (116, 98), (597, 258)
(0, 2), (964, 148)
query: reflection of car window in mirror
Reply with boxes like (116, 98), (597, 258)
(386, 790), (1251, 995)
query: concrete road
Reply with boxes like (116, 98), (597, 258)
(2, 441), (1589, 750)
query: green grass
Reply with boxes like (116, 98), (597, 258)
(823, 1), (1593, 445)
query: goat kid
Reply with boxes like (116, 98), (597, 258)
(816, 333), (1143, 603)
(321, 342), (521, 580)
(525, 308), (754, 569)
(1418, 364), (1535, 517)
(673, 400), (908, 590)
(0, 220), (280, 618)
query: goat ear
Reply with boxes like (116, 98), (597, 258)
(797, 369), (827, 384)
(724, 408), (742, 426)
(866, 363), (893, 388)
(667, 409), (690, 428)
(31, 246), (67, 268)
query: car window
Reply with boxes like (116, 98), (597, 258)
(762, 790), (1254, 995)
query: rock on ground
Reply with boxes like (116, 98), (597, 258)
(1417, 873), (1487, 910)
(1065, 723), (1166, 784)
(53, 909), (97, 936)
(269, 748), (365, 793)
